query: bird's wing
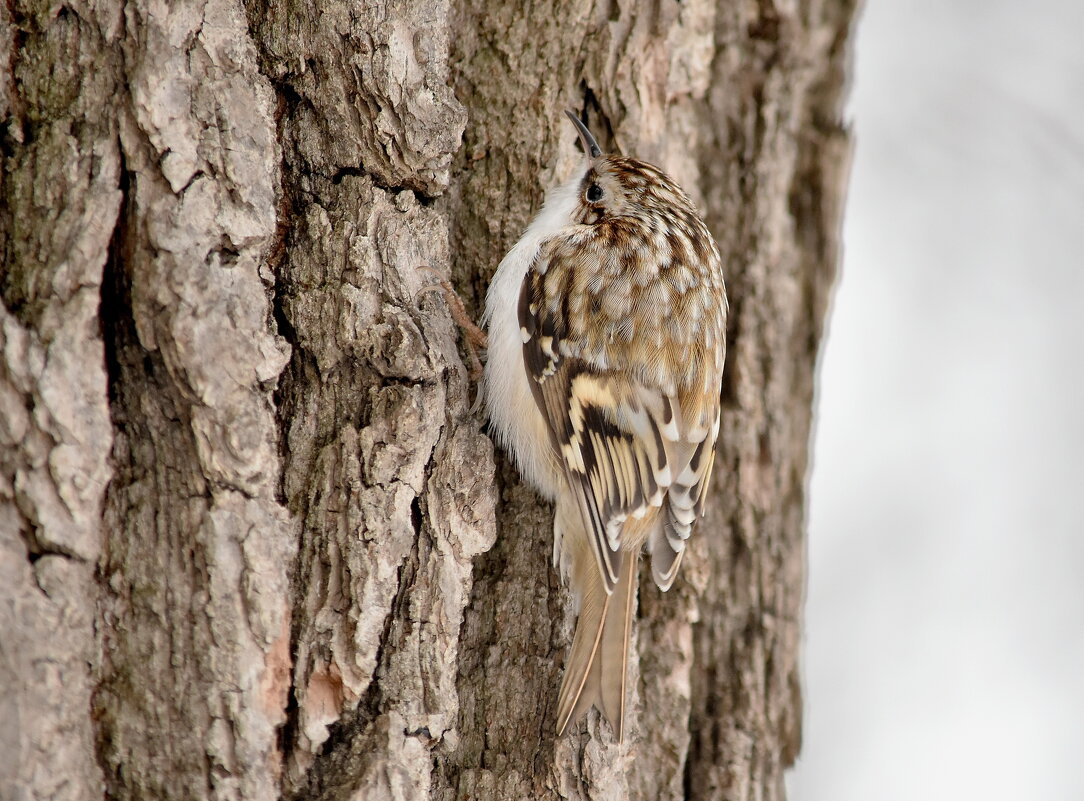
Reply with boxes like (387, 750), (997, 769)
(519, 237), (721, 593)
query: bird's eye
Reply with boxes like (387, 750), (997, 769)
(586, 183), (604, 203)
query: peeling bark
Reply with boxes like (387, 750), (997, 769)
(0, 1), (855, 800)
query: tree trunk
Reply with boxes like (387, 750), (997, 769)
(0, 0), (854, 799)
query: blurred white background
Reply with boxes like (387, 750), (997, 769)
(789, 2), (1084, 799)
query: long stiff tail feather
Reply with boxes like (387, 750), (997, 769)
(555, 552), (638, 740)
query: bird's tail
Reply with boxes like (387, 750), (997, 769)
(554, 550), (638, 740)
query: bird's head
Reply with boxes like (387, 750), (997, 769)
(563, 110), (696, 227)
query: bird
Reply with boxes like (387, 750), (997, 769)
(475, 110), (728, 740)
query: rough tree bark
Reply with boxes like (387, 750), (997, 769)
(0, 0), (854, 799)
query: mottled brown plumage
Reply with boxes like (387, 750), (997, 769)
(482, 111), (727, 741)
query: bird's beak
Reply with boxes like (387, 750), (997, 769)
(564, 110), (602, 159)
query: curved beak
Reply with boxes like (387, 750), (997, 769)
(564, 110), (602, 159)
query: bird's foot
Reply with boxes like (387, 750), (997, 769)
(417, 267), (487, 381)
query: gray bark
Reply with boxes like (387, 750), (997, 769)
(0, 0), (855, 799)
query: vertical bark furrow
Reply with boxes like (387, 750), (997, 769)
(94, 1), (294, 799)
(246, 2), (490, 796)
(1, 3), (120, 799)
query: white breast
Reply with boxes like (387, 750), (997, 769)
(482, 167), (586, 500)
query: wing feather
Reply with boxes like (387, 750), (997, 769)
(519, 242), (722, 595)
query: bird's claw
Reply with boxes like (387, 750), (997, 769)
(416, 266), (487, 381)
